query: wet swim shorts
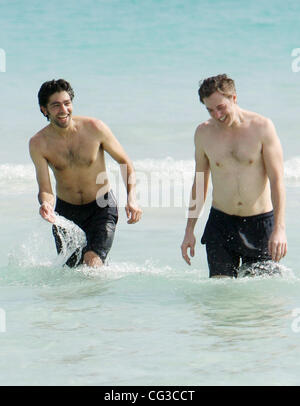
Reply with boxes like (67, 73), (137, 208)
(201, 207), (274, 277)
(52, 190), (118, 267)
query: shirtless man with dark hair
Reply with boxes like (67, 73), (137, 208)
(30, 79), (142, 268)
(181, 74), (287, 278)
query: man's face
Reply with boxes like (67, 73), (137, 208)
(42, 91), (73, 128)
(203, 91), (237, 127)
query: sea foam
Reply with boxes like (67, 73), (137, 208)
(1, 156), (300, 195)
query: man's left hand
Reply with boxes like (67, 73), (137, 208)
(125, 201), (142, 224)
(268, 228), (287, 262)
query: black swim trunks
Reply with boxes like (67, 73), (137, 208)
(52, 190), (118, 267)
(201, 207), (274, 278)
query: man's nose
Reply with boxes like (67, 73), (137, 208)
(214, 110), (222, 119)
(59, 104), (68, 113)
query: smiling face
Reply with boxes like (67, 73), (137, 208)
(203, 91), (237, 127)
(41, 91), (73, 128)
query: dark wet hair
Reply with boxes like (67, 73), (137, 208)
(38, 79), (74, 119)
(198, 74), (236, 104)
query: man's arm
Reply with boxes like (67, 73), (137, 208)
(96, 120), (142, 224)
(29, 137), (56, 223)
(262, 119), (287, 262)
(181, 126), (210, 265)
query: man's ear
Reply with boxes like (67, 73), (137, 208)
(232, 94), (237, 104)
(40, 106), (48, 119)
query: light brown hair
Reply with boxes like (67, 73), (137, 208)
(198, 74), (236, 104)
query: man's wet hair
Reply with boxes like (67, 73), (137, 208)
(38, 79), (74, 119)
(198, 74), (236, 104)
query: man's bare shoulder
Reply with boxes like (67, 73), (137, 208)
(29, 126), (50, 152)
(244, 110), (274, 132)
(251, 113), (278, 147)
(194, 119), (214, 139)
(76, 116), (111, 138)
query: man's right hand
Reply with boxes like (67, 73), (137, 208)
(39, 201), (56, 224)
(181, 232), (196, 265)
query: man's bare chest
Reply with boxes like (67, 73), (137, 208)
(46, 138), (101, 171)
(204, 133), (263, 168)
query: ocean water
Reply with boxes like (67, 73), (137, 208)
(1, 0), (300, 386)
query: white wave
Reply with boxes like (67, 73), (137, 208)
(0, 163), (35, 181)
(1, 156), (300, 195)
(284, 156), (300, 184)
(0, 158), (194, 183)
(0, 164), (37, 195)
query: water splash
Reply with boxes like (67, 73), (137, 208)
(237, 260), (294, 279)
(52, 214), (87, 267)
(6, 214), (86, 270)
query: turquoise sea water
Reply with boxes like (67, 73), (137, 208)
(1, 0), (300, 386)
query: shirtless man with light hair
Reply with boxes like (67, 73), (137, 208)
(30, 79), (142, 268)
(181, 74), (287, 278)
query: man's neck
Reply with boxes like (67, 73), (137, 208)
(228, 107), (244, 129)
(50, 118), (75, 137)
